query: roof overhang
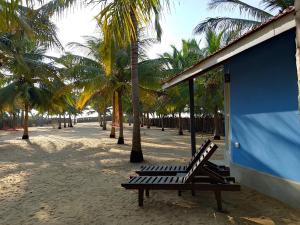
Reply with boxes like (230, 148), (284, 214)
(162, 9), (295, 89)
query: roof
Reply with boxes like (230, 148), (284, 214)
(162, 7), (296, 89)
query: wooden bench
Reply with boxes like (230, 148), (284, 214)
(136, 140), (230, 176)
(122, 143), (240, 211)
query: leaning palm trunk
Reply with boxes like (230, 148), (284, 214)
(178, 112), (183, 135)
(110, 92), (116, 138)
(296, 0), (300, 115)
(22, 102), (29, 139)
(213, 105), (221, 140)
(117, 90), (124, 144)
(130, 7), (143, 162)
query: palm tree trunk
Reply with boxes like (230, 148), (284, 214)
(69, 113), (73, 128)
(140, 112), (144, 127)
(22, 102), (29, 139)
(103, 108), (107, 130)
(12, 112), (17, 129)
(130, 7), (143, 162)
(295, 0), (300, 115)
(58, 115), (62, 129)
(98, 111), (102, 127)
(161, 115), (165, 131)
(147, 112), (150, 129)
(20, 110), (24, 128)
(63, 114), (66, 128)
(213, 105), (221, 140)
(178, 112), (183, 135)
(74, 115), (77, 125)
(117, 90), (124, 144)
(110, 92), (116, 138)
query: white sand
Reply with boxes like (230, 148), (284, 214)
(0, 122), (299, 225)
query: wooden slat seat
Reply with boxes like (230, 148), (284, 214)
(136, 140), (230, 176)
(122, 143), (240, 211)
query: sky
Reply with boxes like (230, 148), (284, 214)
(49, 0), (264, 59)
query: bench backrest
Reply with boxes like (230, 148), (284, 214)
(186, 139), (211, 171)
(184, 142), (218, 183)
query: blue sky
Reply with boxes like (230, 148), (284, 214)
(50, 0), (266, 58)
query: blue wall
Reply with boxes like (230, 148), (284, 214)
(226, 29), (300, 183)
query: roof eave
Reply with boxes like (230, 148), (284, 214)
(162, 10), (295, 90)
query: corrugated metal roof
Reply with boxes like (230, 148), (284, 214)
(163, 6), (295, 88)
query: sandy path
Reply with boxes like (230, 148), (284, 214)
(0, 122), (299, 225)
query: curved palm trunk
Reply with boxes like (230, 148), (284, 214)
(69, 114), (73, 128)
(295, 0), (300, 115)
(213, 105), (221, 140)
(178, 112), (183, 135)
(22, 102), (29, 139)
(58, 115), (62, 129)
(117, 90), (124, 144)
(110, 92), (116, 138)
(130, 7), (143, 162)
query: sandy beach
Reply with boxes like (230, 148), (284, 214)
(0, 122), (299, 225)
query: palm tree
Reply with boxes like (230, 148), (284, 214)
(194, 28), (236, 139)
(194, 0), (293, 35)
(97, 0), (169, 162)
(0, 38), (61, 139)
(160, 39), (203, 135)
(65, 37), (129, 143)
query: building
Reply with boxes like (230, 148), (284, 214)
(162, 7), (300, 208)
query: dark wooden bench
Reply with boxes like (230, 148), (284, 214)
(136, 139), (230, 176)
(122, 143), (240, 211)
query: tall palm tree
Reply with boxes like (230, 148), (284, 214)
(194, 0), (293, 35)
(97, 0), (169, 162)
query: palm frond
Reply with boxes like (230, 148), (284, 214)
(194, 17), (262, 34)
(208, 0), (273, 21)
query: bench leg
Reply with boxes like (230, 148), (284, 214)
(145, 189), (150, 197)
(214, 191), (222, 211)
(178, 190), (182, 196)
(139, 189), (144, 207)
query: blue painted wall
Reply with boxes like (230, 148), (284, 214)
(226, 29), (300, 183)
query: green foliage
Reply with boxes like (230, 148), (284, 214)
(194, 0), (293, 36)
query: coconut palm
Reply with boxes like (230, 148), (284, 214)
(160, 39), (203, 135)
(194, 0), (293, 35)
(96, 0), (169, 162)
(194, 28), (237, 139)
(0, 38), (62, 139)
